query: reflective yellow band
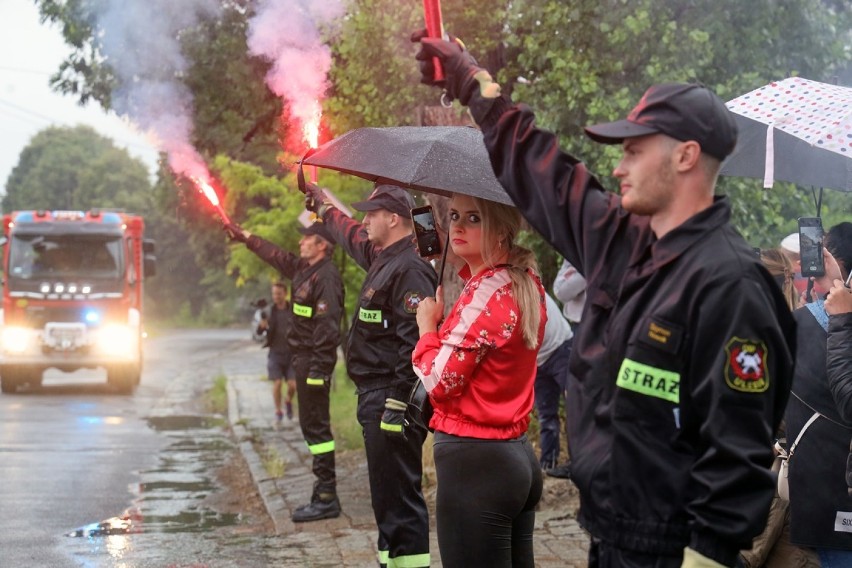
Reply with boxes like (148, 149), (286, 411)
(380, 421), (403, 433)
(306, 377), (325, 386)
(616, 358), (680, 403)
(379, 551), (431, 568)
(293, 303), (313, 318)
(307, 440), (335, 455)
(359, 307), (382, 323)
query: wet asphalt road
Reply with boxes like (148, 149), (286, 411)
(0, 328), (272, 567)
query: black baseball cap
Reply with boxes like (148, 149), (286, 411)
(584, 83), (737, 161)
(298, 222), (334, 243)
(351, 184), (416, 218)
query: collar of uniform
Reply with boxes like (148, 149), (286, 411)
(372, 236), (418, 270)
(299, 254), (333, 278)
(379, 236), (417, 258)
(631, 196), (731, 272)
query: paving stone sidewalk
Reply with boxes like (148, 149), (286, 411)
(227, 355), (590, 567)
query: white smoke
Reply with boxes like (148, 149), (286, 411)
(247, 0), (345, 141)
(89, 0), (221, 180)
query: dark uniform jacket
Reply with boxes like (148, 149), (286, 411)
(322, 208), (437, 396)
(246, 235), (343, 380)
(786, 308), (852, 549)
(477, 98), (796, 565)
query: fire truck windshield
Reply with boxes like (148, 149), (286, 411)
(8, 235), (124, 281)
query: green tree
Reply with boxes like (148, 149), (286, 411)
(502, 0), (852, 245)
(324, 0), (507, 134)
(215, 155), (376, 324)
(2, 125), (153, 213)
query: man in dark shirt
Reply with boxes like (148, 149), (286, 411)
(413, 36), (796, 567)
(306, 184), (436, 568)
(256, 280), (296, 422)
(226, 222), (344, 522)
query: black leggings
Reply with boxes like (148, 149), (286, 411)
(433, 432), (543, 568)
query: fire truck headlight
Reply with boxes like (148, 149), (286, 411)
(96, 325), (137, 357)
(1, 327), (31, 353)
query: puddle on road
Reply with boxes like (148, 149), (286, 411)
(67, 516), (134, 538)
(68, 414), (242, 540)
(146, 415), (226, 431)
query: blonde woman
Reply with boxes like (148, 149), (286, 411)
(760, 247), (799, 311)
(413, 194), (547, 567)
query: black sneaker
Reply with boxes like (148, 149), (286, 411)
(291, 496), (341, 522)
(546, 461), (572, 479)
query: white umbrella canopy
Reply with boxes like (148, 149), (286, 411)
(720, 76), (852, 192)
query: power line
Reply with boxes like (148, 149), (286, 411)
(0, 65), (54, 76)
(0, 98), (61, 124)
(0, 97), (160, 155)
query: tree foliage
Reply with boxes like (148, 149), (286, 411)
(323, 0), (507, 134)
(33, 0), (852, 322)
(2, 125), (153, 213)
(502, 0), (852, 245)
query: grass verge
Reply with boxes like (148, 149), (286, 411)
(205, 373), (229, 415)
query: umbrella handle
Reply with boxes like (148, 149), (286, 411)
(437, 227), (451, 285)
(296, 147), (319, 194)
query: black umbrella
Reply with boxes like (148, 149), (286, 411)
(302, 126), (513, 205)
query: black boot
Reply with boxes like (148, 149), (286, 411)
(292, 492), (341, 522)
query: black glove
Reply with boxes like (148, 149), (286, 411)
(406, 380), (434, 432)
(380, 398), (409, 439)
(223, 222), (249, 243)
(304, 182), (332, 217)
(411, 29), (502, 107)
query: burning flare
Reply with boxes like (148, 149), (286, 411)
(303, 101), (321, 149)
(192, 177), (231, 224)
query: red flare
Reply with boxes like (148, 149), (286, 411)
(303, 103), (321, 183)
(423, 0), (445, 81)
(192, 177), (231, 224)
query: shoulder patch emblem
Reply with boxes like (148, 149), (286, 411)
(364, 288), (375, 301)
(404, 292), (422, 314)
(724, 337), (769, 393)
(316, 300), (328, 316)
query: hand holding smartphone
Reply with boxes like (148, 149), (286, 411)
(798, 216), (825, 278)
(411, 206), (442, 258)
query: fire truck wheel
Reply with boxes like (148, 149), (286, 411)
(0, 375), (17, 394)
(0, 366), (39, 393)
(107, 365), (137, 394)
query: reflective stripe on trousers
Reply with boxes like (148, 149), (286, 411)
(378, 550), (431, 568)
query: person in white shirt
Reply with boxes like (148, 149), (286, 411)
(553, 259), (587, 330)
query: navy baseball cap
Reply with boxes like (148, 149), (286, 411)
(298, 222), (334, 243)
(351, 184), (416, 218)
(584, 83), (737, 161)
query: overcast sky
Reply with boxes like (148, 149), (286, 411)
(0, 0), (159, 196)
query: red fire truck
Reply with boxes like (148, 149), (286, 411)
(0, 210), (155, 394)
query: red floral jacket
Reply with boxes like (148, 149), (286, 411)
(413, 264), (546, 439)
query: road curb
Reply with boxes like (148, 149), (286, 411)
(227, 377), (291, 535)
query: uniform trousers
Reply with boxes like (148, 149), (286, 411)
(358, 387), (430, 568)
(292, 355), (335, 494)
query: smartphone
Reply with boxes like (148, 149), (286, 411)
(798, 216), (825, 278)
(411, 206), (442, 258)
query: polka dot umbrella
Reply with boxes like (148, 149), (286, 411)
(720, 77), (852, 192)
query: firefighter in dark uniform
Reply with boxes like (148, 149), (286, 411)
(413, 38), (796, 567)
(225, 221), (344, 522)
(305, 183), (435, 568)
